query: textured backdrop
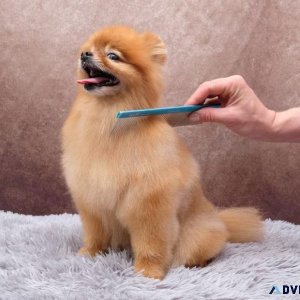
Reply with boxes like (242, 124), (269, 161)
(0, 0), (299, 223)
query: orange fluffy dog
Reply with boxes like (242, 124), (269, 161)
(62, 26), (263, 280)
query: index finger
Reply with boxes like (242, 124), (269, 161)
(185, 78), (229, 105)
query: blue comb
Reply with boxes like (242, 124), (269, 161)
(116, 103), (220, 127)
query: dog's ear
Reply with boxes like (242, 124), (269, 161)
(142, 32), (167, 65)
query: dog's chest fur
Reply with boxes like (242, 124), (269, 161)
(62, 106), (179, 212)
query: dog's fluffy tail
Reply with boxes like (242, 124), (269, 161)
(218, 207), (263, 243)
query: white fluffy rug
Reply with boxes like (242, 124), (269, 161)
(1, 211), (300, 300)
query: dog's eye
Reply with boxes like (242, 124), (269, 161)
(107, 52), (120, 61)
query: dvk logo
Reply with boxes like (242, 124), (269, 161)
(269, 285), (300, 295)
(269, 286), (281, 294)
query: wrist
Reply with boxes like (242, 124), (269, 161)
(251, 109), (277, 141)
(268, 108), (300, 142)
(266, 110), (280, 141)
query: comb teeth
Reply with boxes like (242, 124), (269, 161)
(111, 116), (144, 135)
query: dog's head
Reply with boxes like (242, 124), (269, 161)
(77, 26), (167, 98)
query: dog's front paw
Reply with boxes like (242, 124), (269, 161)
(134, 260), (166, 280)
(77, 246), (102, 257)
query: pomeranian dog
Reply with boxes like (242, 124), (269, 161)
(62, 25), (263, 280)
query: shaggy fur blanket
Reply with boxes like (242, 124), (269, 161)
(1, 211), (299, 299)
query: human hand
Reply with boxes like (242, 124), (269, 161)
(185, 75), (277, 141)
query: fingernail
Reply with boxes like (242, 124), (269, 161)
(189, 113), (200, 122)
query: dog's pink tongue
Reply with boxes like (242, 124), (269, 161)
(77, 77), (107, 84)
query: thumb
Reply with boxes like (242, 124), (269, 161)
(189, 107), (229, 124)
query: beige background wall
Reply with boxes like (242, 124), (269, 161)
(0, 0), (299, 223)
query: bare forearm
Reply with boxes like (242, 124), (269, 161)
(269, 108), (300, 142)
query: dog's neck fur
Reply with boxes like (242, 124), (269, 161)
(75, 77), (163, 137)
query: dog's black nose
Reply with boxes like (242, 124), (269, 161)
(81, 52), (93, 61)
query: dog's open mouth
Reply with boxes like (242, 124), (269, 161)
(77, 65), (120, 89)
